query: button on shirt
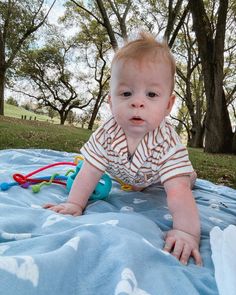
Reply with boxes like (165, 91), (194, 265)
(80, 116), (194, 187)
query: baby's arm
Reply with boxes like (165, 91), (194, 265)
(163, 176), (202, 266)
(43, 160), (104, 216)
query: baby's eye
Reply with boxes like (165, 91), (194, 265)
(147, 92), (158, 98)
(122, 91), (132, 97)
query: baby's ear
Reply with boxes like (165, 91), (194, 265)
(165, 94), (176, 115)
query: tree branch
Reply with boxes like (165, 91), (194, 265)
(70, 0), (104, 26)
(6, 0), (57, 68)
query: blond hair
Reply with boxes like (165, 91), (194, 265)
(111, 31), (176, 92)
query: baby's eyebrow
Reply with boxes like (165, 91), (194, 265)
(117, 82), (129, 87)
(148, 82), (161, 87)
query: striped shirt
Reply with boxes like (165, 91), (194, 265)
(80, 116), (194, 187)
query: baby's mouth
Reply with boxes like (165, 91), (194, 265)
(130, 116), (144, 125)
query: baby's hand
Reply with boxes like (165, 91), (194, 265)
(163, 229), (202, 266)
(43, 202), (83, 216)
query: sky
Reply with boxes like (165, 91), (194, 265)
(45, 0), (66, 25)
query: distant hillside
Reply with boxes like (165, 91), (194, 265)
(4, 103), (60, 124)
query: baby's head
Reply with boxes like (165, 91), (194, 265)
(109, 31), (176, 137)
(111, 31), (176, 94)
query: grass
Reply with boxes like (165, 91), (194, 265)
(189, 148), (236, 189)
(0, 115), (235, 189)
(4, 103), (60, 124)
(0, 115), (92, 152)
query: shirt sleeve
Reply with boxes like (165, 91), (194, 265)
(80, 127), (109, 172)
(158, 143), (194, 183)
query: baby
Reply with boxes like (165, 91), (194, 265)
(44, 32), (202, 266)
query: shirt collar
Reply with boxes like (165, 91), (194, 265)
(103, 116), (169, 155)
(104, 116), (128, 156)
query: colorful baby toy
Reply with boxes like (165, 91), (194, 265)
(0, 157), (112, 201)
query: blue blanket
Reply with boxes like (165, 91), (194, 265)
(0, 149), (235, 295)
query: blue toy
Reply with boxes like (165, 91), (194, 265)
(66, 161), (112, 200)
(0, 160), (112, 201)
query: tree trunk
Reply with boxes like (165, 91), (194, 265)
(0, 29), (5, 116)
(59, 112), (66, 125)
(188, 124), (204, 148)
(232, 131), (236, 153)
(187, 99), (205, 148)
(189, 0), (233, 153)
(88, 109), (97, 130)
(88, 97), (101, 130)
(204, 74), (233, 153)
(95, 0), (118, 50)
(0, 69), (5, 115)
(184, 72), (204, 148)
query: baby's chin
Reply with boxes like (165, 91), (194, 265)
(123, 125), (152, 138)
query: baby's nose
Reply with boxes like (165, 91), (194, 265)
(131, 97), (145, 108)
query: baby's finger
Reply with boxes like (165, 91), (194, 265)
(50, 205), (64, 213)
(43, 203), (55, 209)
(180, 244), (191, 265)
(58, 208), (81, 216)
(163, 237), (175, 252)
(58, 208), (71, 215)
(192, 249), (203, 266)
(171, 240), (184, 260)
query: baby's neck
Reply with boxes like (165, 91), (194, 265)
(126, 135), (143, 156)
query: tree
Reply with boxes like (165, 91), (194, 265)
(75, 25), (110, 130)
(47, 107), (57, 120)
(6, 96), (18, 106)
(65, 0), (191, 130)
(189, 0), (234, 153)
(136, 0), (189, 47)
(67, 110), (77, 124)
(0, 0), (56, 115)
(223, 6), (236, 127)
(77, 110), (91, 128)
(64, 1), (119, 129)
(173, 15), (205, 148)
(69, 0), (132, 51)
(15, 29), (92, 125)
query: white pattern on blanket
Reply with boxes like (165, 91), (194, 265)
(115, 268), (150, 295)
(210, 225), (236, 295)
(0, 256), (39, 286)
(0, 149), (236, 295)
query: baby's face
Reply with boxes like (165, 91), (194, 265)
(109, 57), (175, 139)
